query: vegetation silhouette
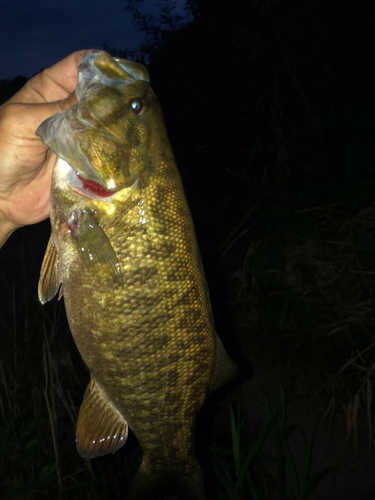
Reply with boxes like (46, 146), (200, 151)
(2, 0), (375, 498)
(0, 76), (28, 105)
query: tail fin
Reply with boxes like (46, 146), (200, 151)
(126, 460), (206, 500)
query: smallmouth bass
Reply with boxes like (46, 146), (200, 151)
(37, 51), (237, 500)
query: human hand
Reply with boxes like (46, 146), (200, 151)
(0, 49), (95, 248)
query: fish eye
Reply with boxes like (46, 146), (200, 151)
(130, 99), (143, 115)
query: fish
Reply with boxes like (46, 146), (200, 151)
(37, 51), (237, 500)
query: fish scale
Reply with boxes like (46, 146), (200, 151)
(37, 51), (236, 500)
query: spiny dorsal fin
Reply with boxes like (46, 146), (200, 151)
(76, 376), (128, 459)
(38, 236), (62, 304)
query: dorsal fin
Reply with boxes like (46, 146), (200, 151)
(76, 377), (128, 459)
(38, 236), (62, 304)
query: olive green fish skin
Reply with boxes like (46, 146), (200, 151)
(53, 141), (212, 472)
(39, 52), (236, 498)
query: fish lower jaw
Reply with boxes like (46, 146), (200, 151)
(54, 157), (118, 202)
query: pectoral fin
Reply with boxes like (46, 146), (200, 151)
(68, 209), (123, 287)
(38, 236), (62, 304)
(76, 377), (128, 459)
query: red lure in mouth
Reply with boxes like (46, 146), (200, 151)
(77, 175), (116, 198)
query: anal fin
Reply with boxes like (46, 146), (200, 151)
(76, 376), (128, 459)
(38, 236), (62, 304)
(208, 334), (237, 394)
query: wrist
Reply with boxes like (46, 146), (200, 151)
(0, 210), (17, 249)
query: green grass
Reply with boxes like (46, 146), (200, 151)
(2, 2), (375, 495)
(0, 288), (140, 499)
(200, 388), (334, 500)
(0, 271), (335, 500)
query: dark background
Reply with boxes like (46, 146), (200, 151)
(1, 1), (375, 499)
(0, 0), (193, 80)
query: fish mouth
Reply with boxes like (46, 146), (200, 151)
(76, 175), (117, 198)
(56, 158), (118, 201)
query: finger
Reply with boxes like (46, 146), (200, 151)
(9, 49), (99, 105)
(59, 91), (78, 111)
(1, 98), (76, 143)
(44, 49), (98, 96)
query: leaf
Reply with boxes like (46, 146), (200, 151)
(367, 379), (372, 455)
(345, 401), (353, 443)
(353, 393), (360, 454)
(233, 415), (277, 495)
(229, 401), (241, 477)
(24, 438), (40, 452)
(299, 467), (336, 500)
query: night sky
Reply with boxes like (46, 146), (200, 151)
(0, 0), (189, 81)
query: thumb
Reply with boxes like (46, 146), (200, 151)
(2, 92), (78, 141)
(34, 90), (78, 131)
(58, 91), (78, 112)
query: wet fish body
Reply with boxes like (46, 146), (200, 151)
(37, 52), (236, 499)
